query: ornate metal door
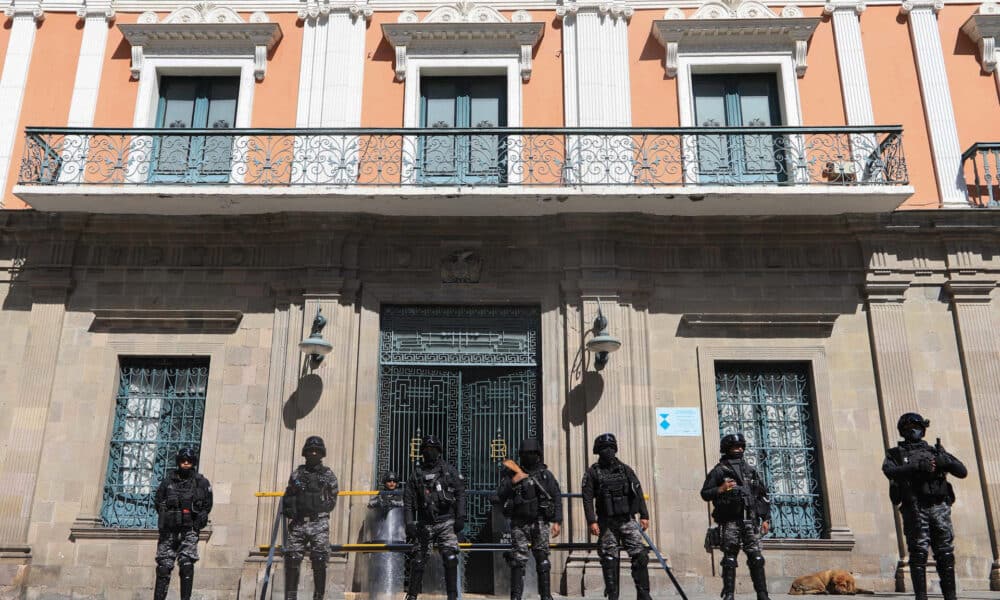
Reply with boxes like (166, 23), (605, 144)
(377, 306), (540, 545)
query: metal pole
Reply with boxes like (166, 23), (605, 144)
(636, 523), (688, 600)
(259, 497), (284, 600)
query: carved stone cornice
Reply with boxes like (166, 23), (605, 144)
(863, 280), (910, 303)
(382, 4), (543, 82)
(651, 2), (818, 78)
(962, 2), (1000, 73)
(119, 3), (282, 81)
(945, 279), (997, 303)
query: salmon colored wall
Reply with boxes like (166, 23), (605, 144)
(863, 5), (937, 209)
(521, 11), (563, 127)
(5, 13), (83, 209)
(93, 12), (140, 128)
(362, 12), (405, 127)
(631, 9), (678, 127)
(799, 8), (846, 126)
(0, 17), (14, 81)
(361, 11), (563, 127)
(250, 13), (301, 127)
(937, 5), (1000, 204)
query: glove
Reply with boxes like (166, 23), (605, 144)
(917, 458), (935, 473)
(406, 522), (419, 539)
(453, 518), (465, 534)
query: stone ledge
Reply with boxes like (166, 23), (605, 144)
(762, 537), (855, 551)
(69, 517), (212, 541)
(89, 309), (243, 333)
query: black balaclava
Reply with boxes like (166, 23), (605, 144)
(422, 447), (441, 465)
(902, 426), (926, 443)
(521, 451), (541, 470)
(178, 464), (193, 478)
(305, 452), (323, 467)
(597, 447), (616, 466)
(724, 444), (745, 461)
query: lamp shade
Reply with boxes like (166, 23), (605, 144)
(299, 336), (334, 356)
(586, 334), (622, 354)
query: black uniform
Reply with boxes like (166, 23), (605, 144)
(404, 435), (466, 600)
(495, 438), (563, 600)
(153, 449), (213, 600)
(700, 434), (771, 600)
(883, 413), (967, 600)
(582, 433), (651, 600)
(284, 436), (339, 600)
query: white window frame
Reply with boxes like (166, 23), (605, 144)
(677, 53), (806, 184)
(401, 56), (523, 185)
(127, 57), (255, 184)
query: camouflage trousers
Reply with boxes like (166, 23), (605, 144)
(902, 501), (955, 561)
(719, 519), (763, 558)
(508, 519), (551, 568)
(284, 513), (330, 563)
(597, 517), (647, 559)
(410, 518), (460, 566)
(156, 528), (200, 569)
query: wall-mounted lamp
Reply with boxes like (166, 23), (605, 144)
(299, 308), (334, 365)
(585, 299), (622, 370)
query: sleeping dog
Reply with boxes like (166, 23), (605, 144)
(788, 570), (874, 595)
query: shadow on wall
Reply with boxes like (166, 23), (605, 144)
(283, 372), (324, 429)
(563, 370), (604, 431)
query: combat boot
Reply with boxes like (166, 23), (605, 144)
(747, 554), (770, 600)
(601, 556), (620, 600)
(630, 553), (652, 600)
(720, 555), (737, 600)
(909, 553), (928, 600)
(537, 565), (553, 600)
(285, 561), (301, 600)
(312, 559), (327, 600)
(510, 565), (525, 600)
(405, 558), (425, 600)
(443, 551), (460, 600)
(178, 563), (194, 600)
(153, 564), (171, 600)
(936, 553), (957, 600)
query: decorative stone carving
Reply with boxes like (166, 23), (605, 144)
(119, 2), (283, 81)
(297, 0), (373, 22)
(651, 0), (819, 78)
(382, 2), (544, 82)
(962, 2), (1000, 73)
(3, 0), (44, 22)
(555, 0), (634, 21)
(77, 0), (115, 22)
(441, 250), (483, 283)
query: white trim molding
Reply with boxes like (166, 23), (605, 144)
(382, 3), (544, 82)
(652, 2), (819, 78)
(901, 0), (966, 207)
(119, 2), (282, 81)
(962, 2), (1000, 74)
(0, 0), (44, 208)
(823, 1), (875, 126)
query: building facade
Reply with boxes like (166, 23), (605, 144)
(0, 0), (999, 597)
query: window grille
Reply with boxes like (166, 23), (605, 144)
(715, 362), (826, 539)
(100, 357), (209, 528)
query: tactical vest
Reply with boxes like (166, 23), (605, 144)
(510, 477), (540, 521)
(295, 469), (330, 516)
(595, 464), (632, 518)
(159, 473), (208, 531)
(889, 444), (955, 505)
(416, 465), (459, 522)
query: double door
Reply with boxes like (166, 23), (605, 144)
(152, 76), (238, 183)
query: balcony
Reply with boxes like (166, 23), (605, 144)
(962, 142), (1000, 208)
(15, 126), (912, 215)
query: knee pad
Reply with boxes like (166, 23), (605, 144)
(630, 552), (648, 568)
(284, 553), (304, 566)
(442, 549), (459, 565)
(535, 557), (551, 574)
(720, 555), (738, 570)
(934, 553), (955, 568)
(909, 552), (928, 567)
(600, 554), (619, 567)
(746, 553), (765, 568)
(156, 563), (173, 578)
(178, 562), (194, 576)
(311, 553), (329, 566)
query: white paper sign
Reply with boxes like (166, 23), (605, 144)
(656, 407), (702, 437)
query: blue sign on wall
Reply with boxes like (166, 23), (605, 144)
(656, 407), (702, 437)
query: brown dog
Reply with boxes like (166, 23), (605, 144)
(788, 570), (873, 595)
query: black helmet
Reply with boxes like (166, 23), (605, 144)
(175, 447), (198, 467)
(302, 436), (327, 458)
(383, 471), (399, 484)
(519, 438), (543, 457)
(592, 433), (618, 454)
(420, 435), (443, 452)
(897, 413), (930, 435)
(720, 433), (747, 454)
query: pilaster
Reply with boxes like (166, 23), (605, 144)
(0, 0), (44, 208)
(824, 1), (874, 126)
(945, 273), (1000, 590)
(901, 0), (966, 207)
(69, 0), (115, 127)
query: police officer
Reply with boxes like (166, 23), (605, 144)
(700, 433), (772, 600)
(883, 413), (967, 600)
(496, 438), (563, 600)
(368, 471), (404, 511)
(581, 433), (651, 600)
(283, 436), (340, 600)
(403, 435), (467, 600)
(153, 447), (213, 600)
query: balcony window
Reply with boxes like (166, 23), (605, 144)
(693, 73), (786, 184)
(419, 76), (507, 185)
(151, 76), (238, 183)
(100, 357), (209, 529)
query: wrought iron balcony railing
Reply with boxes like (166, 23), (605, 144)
(962, 142), (1000, 208)
(19, 126), (907, 189)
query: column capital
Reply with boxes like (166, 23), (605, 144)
(824, 1), (865, 16)
(556, 0), (633, 20)
(3, 0), (43, 21)
(76, 0), (115, 22)
(945, 279), (997, 303)
(863, 280), (909, 303)
(901, 0), (943, 16)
